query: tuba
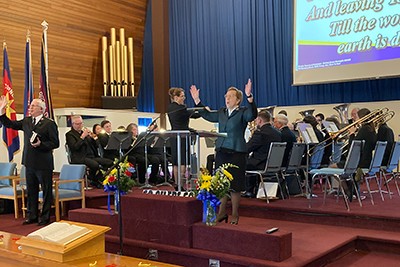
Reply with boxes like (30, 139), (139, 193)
(299, 109), (315, 118)
(333, 103), (350, 125)
(261, 105), (276, 117)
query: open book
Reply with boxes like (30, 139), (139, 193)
(27, 222), (92, 245)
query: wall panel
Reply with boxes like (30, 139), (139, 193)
(1, 0), (146, 110)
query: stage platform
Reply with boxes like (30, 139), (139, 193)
(67, 184), (400, 267)
(2, 183), (400, 266)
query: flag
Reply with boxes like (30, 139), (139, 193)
(2, 42), (20, 162)
(39, 21), (54, 120)
(24, 33), (34, 117)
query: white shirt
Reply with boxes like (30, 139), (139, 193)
(32, 114), (43, 125)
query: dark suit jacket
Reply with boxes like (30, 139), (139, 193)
(196, 100), (257, 153)
(280, 126), (297, 167)
(377, 123), (395, 166)
(0, 114), (59, 170)
(97, 132), (117, 160)
(167, 102), (200, 130)
(351, 123), (377, 168)
(246, 123), (281, 168)
(65, 128), (99, 163)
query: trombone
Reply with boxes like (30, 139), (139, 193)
(307, 107), (395, 157)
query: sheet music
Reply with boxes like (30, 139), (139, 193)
(297, 122), (319, 144)
(322, 120), (339, 133)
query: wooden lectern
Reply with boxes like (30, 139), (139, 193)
(16, 220), (110, 263)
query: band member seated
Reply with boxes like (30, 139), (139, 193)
(274, 113), (296, 167)
(66, 115), (113, 187)
(126, 123), (147, 184)
(243, 110), (281, 198)
(337, 108), (376, 201)
(126, 123), (167, 184)
(377, 120), (394, 167)
(98, 120), (119, 161)
(147, 124), (172, 183)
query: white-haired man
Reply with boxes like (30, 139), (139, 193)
(274, 113), (296, 167)
(0, 96), (59, 226)
(66, 115), (113, 187)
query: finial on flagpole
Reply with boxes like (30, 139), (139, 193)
(41, 20), (48, 31)
(2, 40), (6, 49)
(26, 29), (31, 41)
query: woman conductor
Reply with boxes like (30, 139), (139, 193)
(167, 88), (200, 188)
(190, 79), (257, 224)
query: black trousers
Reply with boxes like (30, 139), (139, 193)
(84, 157), (113, 181)
(25, 167), (53, 222)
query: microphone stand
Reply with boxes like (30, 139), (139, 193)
(156, 136), (174, 187)
(103, 116), (160, 255)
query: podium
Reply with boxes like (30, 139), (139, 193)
(16, 220), (110, 263)
(149, 130), (227, 190)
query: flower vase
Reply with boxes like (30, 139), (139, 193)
(114, 190), (120, 214)
(203, 200), (217, 226)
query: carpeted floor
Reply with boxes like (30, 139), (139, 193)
(2, 181), (400, 266)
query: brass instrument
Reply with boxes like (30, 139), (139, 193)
(261, 105), (276, 117)
(307, 107), (395, 156)
(247, 106), (276, 138)
(248, 119), (257, 137)
(333, 103), (350, 125)
(299, 109), (315, 118)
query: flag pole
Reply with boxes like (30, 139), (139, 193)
(41, 20), (49, 89)
(24, 29), (34, 117)
(40, 20), (54, 119)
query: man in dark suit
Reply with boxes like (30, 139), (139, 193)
(0, 97), (59, 226)
(98, 119), (119, 161)
(66, 115), (113, 187)
(243, 110), (281, 197)
(274, 113), (297, 167)
(377, 122), (394, 167)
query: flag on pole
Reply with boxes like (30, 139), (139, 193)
(2, 42), (20, 162)
(24, 31), (34, 117)
(39, 20), (54, 120)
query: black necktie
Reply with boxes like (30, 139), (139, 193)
(32, 118), (36, 125)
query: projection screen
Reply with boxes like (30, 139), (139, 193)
(293, 0), (400, 85)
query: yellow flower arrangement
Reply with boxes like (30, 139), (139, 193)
(195, 163), (236, 225)
(195, 163), (236, 199)
(102, 157), (136, 193)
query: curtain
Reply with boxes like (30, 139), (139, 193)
(137, 0), (155, 112)
(139, 0), (400, 111)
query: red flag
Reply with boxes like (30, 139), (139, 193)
(39, 21), (54, 120)
(2, 42), (20, 161)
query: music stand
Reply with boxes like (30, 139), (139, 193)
(106, 131), (132, 158)
(205, 136), (217, 148)
(134, 132), (155, 189)
(297, 123), (320, 199)
(103, 131), (131, 255)
(147, 135), (173, 187)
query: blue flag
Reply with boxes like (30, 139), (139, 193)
(24, 35), (34, 117)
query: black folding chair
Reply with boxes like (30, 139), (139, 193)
(246, 142), (287, 202)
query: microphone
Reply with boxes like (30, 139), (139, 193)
(147, 117), (159, 129)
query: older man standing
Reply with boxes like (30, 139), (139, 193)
(0, 96), (59, 225)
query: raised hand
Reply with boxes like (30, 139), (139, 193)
(244, 78), (252, 97)
(190, 85), (201, 105)
(0, 95), (7, 115)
